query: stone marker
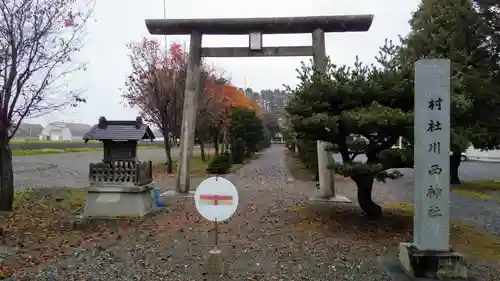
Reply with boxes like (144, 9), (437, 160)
(396, 59), (467, 279)
(194, 176), (239, 276)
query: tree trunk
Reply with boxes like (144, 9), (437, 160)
(352, 175), (382, 219)
(214, 133), (219, 156)
(450, 152), (462, 185)
(0, 130), (14, 211)
(224, 130), (230, 153)
(162, 128), (173, 174)
(200, 141), (206, 162)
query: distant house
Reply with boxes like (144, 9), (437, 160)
(39, 122), (92, 141)
(11, 123), (43, 140)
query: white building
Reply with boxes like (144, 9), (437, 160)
(39, 122), (92, 141)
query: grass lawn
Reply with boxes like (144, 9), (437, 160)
(289, 201), (500, 262)
(453, 180), (500, 201)
(0, 188), (144, 277)
(285, 150), (350, 182)
(10, 139), (93, 144)
(286, 151), (316, 181)
(12, 145), (163, 156)
(153, 156), (210, 178)
(381, 203), (500, 261)
(153, 152), (259, 179)
(284, 149), (500, 262)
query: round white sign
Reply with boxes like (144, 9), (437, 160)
(194, 176), (239, 222)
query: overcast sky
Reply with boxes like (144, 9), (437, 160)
(30, 0), (420, 126)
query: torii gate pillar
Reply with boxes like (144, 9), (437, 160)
(145, 15), (373, 201)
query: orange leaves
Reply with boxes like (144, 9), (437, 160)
(216, 83), (259, 111)
(196, 82), (262, 131)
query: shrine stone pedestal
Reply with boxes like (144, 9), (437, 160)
(84, 183), (155, 218)
(398, 243), (467, 279)
(81, 116), (157, 218)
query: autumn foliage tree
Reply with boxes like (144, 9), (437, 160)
(124, 38), (263, 170)
(123, 39), (187, 173)
(0, 0), (94, 211)
(207, 81), (260, 154)
(123, 39), (255, 168)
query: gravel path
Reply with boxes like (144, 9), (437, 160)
(11, 145), (396, 281)
(13, 148), (182, 189)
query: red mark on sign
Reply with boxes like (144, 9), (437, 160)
(200, 194), (233, 205)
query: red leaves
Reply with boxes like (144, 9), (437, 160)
(123, 38), (185, 131)
(123, 38), (262, 139)
(168, 43), (186, 70)
(64, 12), (74, 27)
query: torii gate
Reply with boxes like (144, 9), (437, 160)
(145, 15), (374, 201)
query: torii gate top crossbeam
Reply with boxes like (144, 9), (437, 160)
(145, 15), (374, 35)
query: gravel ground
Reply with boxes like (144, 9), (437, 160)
(12, 145), (500, 236)
(13, 148), (184, 189)
(10, 146), (397, 281)
(6, 145), (499, 280)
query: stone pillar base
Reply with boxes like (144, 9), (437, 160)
(83, 183), (155, 218)
(205, 248), (228, 276)
(309, 191), (351, 203)
(399, 242), (467, 279)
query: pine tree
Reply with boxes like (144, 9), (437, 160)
(399, 0), (499, 184)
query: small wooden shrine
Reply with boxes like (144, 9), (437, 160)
(84, 116), (155, 186)
(82, 116), (156, 218)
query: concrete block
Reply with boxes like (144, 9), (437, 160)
(83, 183), (154, 218)
(309, 191), (351, 203)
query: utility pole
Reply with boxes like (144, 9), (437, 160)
(163, 0), (167, 52)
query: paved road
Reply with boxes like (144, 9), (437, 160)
(14, 150), (500, 190)
(334, 154), (500, 182)
(13, 148), (180, 189)
(9, 141), (163, 150)
(388, 165), (500, 236)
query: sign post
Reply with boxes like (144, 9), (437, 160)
(398, 59), (467, 279)
(195, 176), (239, 276)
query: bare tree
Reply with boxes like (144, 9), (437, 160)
(0, 0), (94, 211)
